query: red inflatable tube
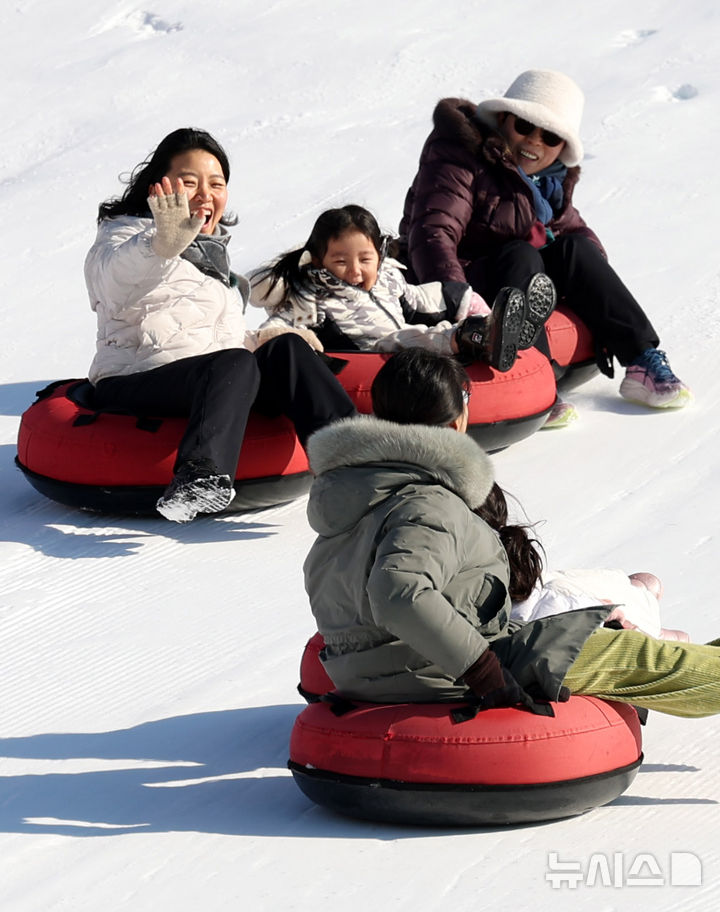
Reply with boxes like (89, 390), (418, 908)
(16, 310), (595, 517)
(15, 343), (558, 514)
(335, 346), (556, 452)
(298, 632), (335, 699)
(15, 380), (312, 514)
(544, 305), (598, 391)
(290, 633), (643, 826)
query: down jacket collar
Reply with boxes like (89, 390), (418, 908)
(306, 415), (495, 535)
(433, 97), (492, 158)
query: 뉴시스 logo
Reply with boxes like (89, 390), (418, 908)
(546, 851), (702, 889)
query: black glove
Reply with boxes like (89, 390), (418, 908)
(474, 667), (537, 711)
(462, 650), (537, 711)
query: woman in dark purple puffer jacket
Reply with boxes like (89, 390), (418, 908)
(398, 69), (691, 418)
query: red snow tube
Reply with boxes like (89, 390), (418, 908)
(544, 305), (598, 391)
(15, 380), (312, 514)
(334, 347), (556, 452)
(290, 634), (643, 826)
(16, 347), (557, 514)
(299, 632), (335, 699)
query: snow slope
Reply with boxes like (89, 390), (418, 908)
(2, 1), (720, 909)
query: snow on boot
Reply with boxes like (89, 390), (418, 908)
(455, 287), (525, 372)
(519, 272), (557, 350)
(156, 463), (235, 523)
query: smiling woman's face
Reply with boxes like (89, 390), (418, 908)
(498, 113), (566, 175)
(164, 149), (228, 234)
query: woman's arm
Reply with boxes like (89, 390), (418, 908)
(366, 495), (491, 679)
(84, 217), (174, 313)
(405, 142), (477, 284)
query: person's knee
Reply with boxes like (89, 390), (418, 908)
(503, 239), (538, 255)
(209, 347), (259, 384)
(213, 346), (255, 367)
(554, 233), (598, 259)
(497, 239), (545, 273)
(267, 332), (307, 353)
(259, 332), (318, 367)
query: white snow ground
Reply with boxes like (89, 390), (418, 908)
(2, 1), (720, 909)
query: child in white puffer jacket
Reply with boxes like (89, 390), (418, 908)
(249, 205), (556, 372)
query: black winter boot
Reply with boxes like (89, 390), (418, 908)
(455, 287), (526, 372)
(156, 459), (235, 523)
(519, 272), (557, 350)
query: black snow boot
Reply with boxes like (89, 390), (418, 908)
(156, 459), (235, 523)
(519, 272), (557, 350)
(455, 287), (526, 372)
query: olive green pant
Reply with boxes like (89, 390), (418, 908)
(562, 627), (720, 718)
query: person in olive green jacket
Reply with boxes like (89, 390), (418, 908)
(303, 348), (720, 718)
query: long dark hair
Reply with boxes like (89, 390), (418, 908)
(474, 482), (544, 601)
(97, 127), (236, 224)
(371, 348), (543, 600)
(256, 204), (390, 303)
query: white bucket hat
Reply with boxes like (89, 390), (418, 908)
(476, 69), (584, 167)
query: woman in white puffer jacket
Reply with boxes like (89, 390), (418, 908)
(86, 128), (354, 523)
(86, 214), (249, 382)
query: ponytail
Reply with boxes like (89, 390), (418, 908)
(254, 247), (309, 305)
(474, 483), (543, 601)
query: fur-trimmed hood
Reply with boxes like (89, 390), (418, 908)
(432, 97), (492, 159)
(306, 415), (494, 536)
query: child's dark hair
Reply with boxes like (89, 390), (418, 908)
(97, 127), (236, 225)
(371, 347), (469, 427)
(257, 204), (389, 302)
(371, 348), (543, 600)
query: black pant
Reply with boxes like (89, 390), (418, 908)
(93, 335), (356, 477)
(466, 235), (659, 371)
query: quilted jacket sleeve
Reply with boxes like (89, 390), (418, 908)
(365, 490), (492, 679)
(405, 139), (478, 285)
(85, 217), (175, 315)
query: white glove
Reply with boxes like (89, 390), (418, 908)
(148, 188), (204, 259)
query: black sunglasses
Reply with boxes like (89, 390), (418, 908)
(511, 116), (563, 148)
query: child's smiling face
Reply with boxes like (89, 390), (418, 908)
(318, 230), (380, 290)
